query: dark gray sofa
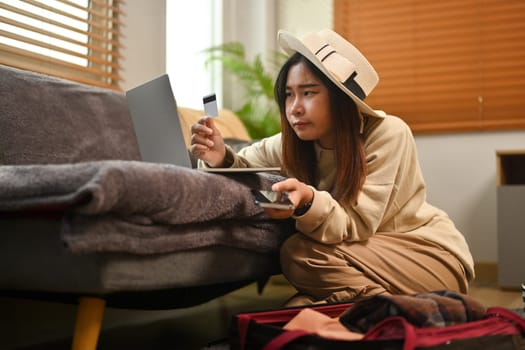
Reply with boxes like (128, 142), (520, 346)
(0, 65), (291, 349)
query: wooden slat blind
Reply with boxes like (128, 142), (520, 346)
(0, 0), (124, 90)
(334, 0), (525, 133)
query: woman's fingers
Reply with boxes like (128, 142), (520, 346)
(271, 178), (312, 208)
(190, 132), (214, 148)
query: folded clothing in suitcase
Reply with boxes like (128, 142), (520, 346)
(231, 291), (525, 350)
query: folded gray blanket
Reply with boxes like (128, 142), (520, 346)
(63, 215), (293, 254)
(0, 160), (292, 254)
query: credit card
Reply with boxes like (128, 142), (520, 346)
(203, 93), (218, 117)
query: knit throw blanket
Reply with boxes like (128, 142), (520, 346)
(340, 290), (487, 333)
(0, 160), (293, 254)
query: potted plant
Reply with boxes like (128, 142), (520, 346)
(202, 42), (287, 139)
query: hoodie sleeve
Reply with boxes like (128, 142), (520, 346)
(197, 133), (282, 169)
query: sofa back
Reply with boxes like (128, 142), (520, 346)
(0, 65), (141, 165)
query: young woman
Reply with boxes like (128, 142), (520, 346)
(190, 29), (474, 306)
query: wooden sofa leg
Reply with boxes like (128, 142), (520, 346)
(71, 296), (106, 350)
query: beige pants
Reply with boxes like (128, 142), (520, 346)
(280, 232), (469, 304)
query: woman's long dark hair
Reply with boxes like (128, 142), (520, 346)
(274, 53), (367, 205)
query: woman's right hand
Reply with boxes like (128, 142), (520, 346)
(190, 116), (226, 167)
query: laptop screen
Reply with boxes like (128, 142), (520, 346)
(126, 74), (193, 168)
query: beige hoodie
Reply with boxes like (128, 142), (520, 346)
(214, 113), (475, 280)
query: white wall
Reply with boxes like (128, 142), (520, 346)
(417, 131), (525, 262)
(275, 0), (333, 39)
(120, 0), (166, 91)
(121, 0), (525, 264)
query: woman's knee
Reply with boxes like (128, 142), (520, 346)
(280, 234), (310, 275)
(279, 234), (380, 301)
(279, 234), (340, 286)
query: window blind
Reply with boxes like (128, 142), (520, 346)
(0, 0), (124, 90)
(334, 0), (525, 133)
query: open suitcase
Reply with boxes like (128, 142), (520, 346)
(230, 295), (525, 350)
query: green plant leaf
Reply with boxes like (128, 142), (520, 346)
(202, 42), (286, 139)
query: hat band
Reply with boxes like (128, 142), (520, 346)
(343, 73), (366, 100)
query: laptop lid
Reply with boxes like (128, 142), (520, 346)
(126, 74), (192, 168)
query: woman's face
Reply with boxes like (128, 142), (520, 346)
(285, 61), (334, 149)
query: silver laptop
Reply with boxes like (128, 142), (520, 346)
(126, 74), (193, 168)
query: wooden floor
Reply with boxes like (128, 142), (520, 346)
(7, 275), (523, 350)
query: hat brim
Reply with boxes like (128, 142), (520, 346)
(278, 30), (383, 119)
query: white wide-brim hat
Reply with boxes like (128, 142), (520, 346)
(278, 29), (384, 122)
